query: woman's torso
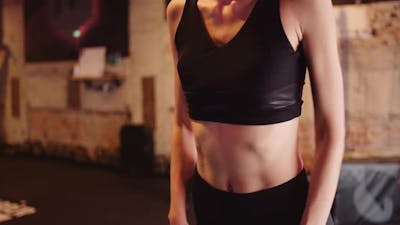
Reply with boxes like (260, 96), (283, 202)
(174, 0), (306, 193)
(191, 117), (304, 193)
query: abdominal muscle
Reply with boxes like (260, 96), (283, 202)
(190, 116), (304, 193)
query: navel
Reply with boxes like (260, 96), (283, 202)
(227, 182), (234, 192)
(244, 141), (257, 151)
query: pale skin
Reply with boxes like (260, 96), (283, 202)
(166, 0), (346, 224)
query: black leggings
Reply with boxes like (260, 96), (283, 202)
(187, 167), (335, 225)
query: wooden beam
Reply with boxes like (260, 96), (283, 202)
(11, 77), (20, 118)
(142, 77), (155, 129)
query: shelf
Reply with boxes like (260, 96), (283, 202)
(71, 74), (126, 92)
(71, 74), (126, 81)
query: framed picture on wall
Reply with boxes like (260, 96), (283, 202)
(24, 0), (129, 62)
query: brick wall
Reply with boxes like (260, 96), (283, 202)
(1, 0), (399, 170)
(1, 0), (174, 168)
(300, 1), (400, 170)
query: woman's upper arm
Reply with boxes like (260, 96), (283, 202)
(166, 0), (193, 130)
(297, 0), (346, 139)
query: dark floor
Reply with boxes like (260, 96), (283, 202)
(0, 155), (170, 225)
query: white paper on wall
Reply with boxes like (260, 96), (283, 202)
(73, 46), (106, 78)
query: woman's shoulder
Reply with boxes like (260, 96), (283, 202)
(166, 0), (187, 43)
(288, 0), (335, 29)
(166, 0), (186, 24)
(278, 0), (335, 41)
(289, 0), (333, 12)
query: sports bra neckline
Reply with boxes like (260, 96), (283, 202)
(193, 0), (262, 49)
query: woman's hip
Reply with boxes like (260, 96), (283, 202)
(188, 166), (309, 225)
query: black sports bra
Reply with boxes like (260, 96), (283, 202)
(174, 0), (308, 125)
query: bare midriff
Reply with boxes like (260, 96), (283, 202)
(191, 116), (304, 193)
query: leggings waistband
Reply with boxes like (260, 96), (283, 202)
(192, 166), (309, 198)
(190, 167), (310, 225)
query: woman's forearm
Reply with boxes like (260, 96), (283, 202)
(169, 144), (195, 210)
(300, 130), (345, 225)
(169, 123), (197, 221)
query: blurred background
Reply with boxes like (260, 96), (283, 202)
(0, 0), (399, 224)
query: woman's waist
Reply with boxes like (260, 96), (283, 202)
(191, 116), (300, 148)
(192, 117), (300, 164)
(192, 163), (308, 199)
(191, 116), (302, 193)
(195, 144), (304, 194)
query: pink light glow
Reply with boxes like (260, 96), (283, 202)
(77, 0), (100, 38)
